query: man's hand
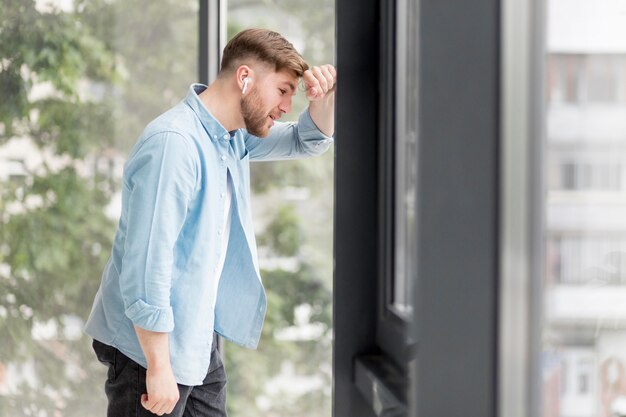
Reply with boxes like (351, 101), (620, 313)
(134, 325), (180, 415)
(303, 64), (337, 101)
(303, 64), (337, 137)
(141, 365), (180, 416)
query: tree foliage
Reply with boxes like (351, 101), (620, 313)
(0, 0), (196, 415)
(0, 0), (116, 414)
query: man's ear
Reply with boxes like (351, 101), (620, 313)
(236, 65), (253, 91)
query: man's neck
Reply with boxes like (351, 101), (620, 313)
(198, 80), (244, 132)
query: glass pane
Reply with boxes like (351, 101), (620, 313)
(224, 2), (335, 417)
(392, 0), (418, 319)
(0, 0), (198, 415)
(542, 1), (626, 416)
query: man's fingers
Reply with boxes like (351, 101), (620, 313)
(320, 66), (335, 91)
(303, 64), (337, 100)
(325, 64), (337, 79)
(141, 394), (178, 416)
(312, 66), (329, 92)
(140, 394), (161, 414)
(303, 70), (322, 92)
(141, 393), (154, 410)
(165, 403), (177, 415)
(154, 403), (169, 416)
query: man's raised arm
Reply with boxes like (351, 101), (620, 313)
(303, 64), (336, 137)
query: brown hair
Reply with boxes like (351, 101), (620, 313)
(219, 28), (309, 78)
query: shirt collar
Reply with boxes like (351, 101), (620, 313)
(184, 83), (232, 142)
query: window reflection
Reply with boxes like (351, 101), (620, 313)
(392, 0), (418, 319)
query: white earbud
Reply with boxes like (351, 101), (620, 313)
(242, 77), (250, 94)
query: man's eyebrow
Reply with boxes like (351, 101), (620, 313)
(283, 82), (296, 93)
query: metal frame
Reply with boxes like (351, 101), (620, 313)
(334, 0), (380, 415)
(199, 0), (227, 353)
(412, 0), (500, 415)
(199, 0), (226, 85)
(336, 0), (501, 415)
(377, 0), (416, 368)
(499, 0), (545, 415)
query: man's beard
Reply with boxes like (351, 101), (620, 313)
(241, 86), (270, 137)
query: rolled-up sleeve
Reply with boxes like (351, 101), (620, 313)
(244, 107), (334, 161)
(119, 132), (197, 333)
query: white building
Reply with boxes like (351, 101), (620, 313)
(544, 1), (626, 416)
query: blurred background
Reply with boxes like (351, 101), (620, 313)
(0, 0), (334, 416)
(542, 1), (626, 417)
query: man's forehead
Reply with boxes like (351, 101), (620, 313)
(247, 62), (298, 90)
(274, 71), (298, 92)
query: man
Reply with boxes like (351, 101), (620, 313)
(84, 28), (335, 416)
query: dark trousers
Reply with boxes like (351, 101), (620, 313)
(92, 337), (227, 417)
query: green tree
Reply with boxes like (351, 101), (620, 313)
(0, 1), (116, 415)
(225, 264), (332, 417)
(260, 205), (304, 257)
(74, 0), (198, 151)
(0, 0), (198, 415)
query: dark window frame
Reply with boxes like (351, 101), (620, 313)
(377, 0), (418, 367)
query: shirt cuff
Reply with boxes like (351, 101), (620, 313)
(125, 299), (175, 332)
(299, 108), (334, 142)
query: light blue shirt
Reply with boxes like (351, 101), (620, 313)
(84, 84), (333, 386)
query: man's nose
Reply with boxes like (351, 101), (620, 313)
(279, 98), (292, 115)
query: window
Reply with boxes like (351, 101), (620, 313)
(223, 2), (335, 416)
(578, 364), (590, 395)
(547, 236), (626, 285)
(392, 0), (419, 320)
(377, 0), (419, 367)
(556, 161), (622, 191)
(548, 55), (583, 104)
(548, 54), (626, 105)
(586, 56), (621, 103)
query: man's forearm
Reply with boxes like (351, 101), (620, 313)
(308, 91), (335, 137)
(134, 325), (172, 369)
(134, 325), (180, 414)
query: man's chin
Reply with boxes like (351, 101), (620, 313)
(247, 126), (270, 138)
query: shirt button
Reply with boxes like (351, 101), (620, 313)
(220, 192), (225, 198)
(220, 155), (226, 161)
(218, 230), (222, 236)
(223, 134), (229, 140)
(213, 134), (217, 139)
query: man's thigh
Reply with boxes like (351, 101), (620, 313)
(92, 339), (193, 417)
(182, 338), (227, 417)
